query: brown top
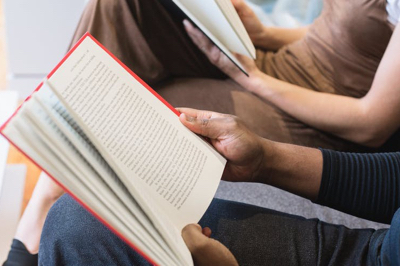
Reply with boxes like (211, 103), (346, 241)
(262, 0), (394, 98)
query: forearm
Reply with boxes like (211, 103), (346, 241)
(14, 189), (57, 254)
(248, 74), (384, 147)
(254, 26), (309, 50)
(14, 173), (63, 254)
(257, 140), (323, 201)
(258, 140), (400, 223)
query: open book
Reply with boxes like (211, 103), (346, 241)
(0, 33), (226, 266)
(165, 0), (256, 75)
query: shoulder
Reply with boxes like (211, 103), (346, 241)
(387, 0), (400, 25)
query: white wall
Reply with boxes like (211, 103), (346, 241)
(3, 0), (88, 99)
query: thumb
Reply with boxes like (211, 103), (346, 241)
(233, 52), (252, 64)
(179, 113), (227, 140)
(182, 224), (209, 254)
(231, 0), (251, 15)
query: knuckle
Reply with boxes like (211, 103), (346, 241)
(195, 30), (204, 39)
(227, 116), (239, 125)
(200, 118), (209, 127)
(191, 240), (209, 255)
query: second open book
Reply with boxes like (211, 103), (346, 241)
(0, 34), (226, 265)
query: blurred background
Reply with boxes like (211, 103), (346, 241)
(0, 0), (6, 91)
(0, 0), (323, 263)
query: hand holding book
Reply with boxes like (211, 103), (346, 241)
(183, 20), (262, 89)
(177, 107), (267, 266)
(178, 107), (266, 183)
(230, 0), (268, 46)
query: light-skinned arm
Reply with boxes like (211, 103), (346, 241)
(184, 20), (400, 148)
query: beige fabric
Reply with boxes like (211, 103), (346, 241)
(70, 0), (399, 151)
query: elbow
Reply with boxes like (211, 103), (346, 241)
(352, 101), (393, 148)
(357, 129), (390, 148)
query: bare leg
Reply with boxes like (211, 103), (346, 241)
(13, 172), (64, 254)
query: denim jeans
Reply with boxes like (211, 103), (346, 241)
(39, 194), (384, 265)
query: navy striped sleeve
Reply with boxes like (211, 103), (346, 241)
(316, 149), (400, 224)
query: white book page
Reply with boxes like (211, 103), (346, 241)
(2, 116), (168, 265)
(25, 92), (178, 264)
(33, 85), (172, 254)
(48, 35), (226, 264)
(173, 0), (255, 59)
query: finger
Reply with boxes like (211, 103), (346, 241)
(231, 0), (252, 16)
(183, 20), (215, 55)
(179, 112), (234, 140)
(231, 0), (245, 10)
(179, 113), (221, 139)
(231, 52), (257, 75)
(233, 52), (252, 65)
(182, 224), (209, 253)
(178, 109), (233, 139)
(177, 108), (227, 120)
(202, 227), (212, 238)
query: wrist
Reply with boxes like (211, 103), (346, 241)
(252, 138), (278, 183)
(246, 71), (273, 95)
(254, 140), (323, 200)
(245, 70), (265, 91)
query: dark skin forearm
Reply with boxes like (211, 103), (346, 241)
(178, 107), (323, 201)
(257, 140), (323, 201)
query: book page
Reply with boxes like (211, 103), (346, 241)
(2, 113), (171, 265)
(47, 35), (226, 264)
(8, 97), (178, 265)
(173, 0), (255, 59)
(30, 86), (177, 262)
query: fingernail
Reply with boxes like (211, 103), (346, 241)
(183, 113), (195, 122)
(183, 19), (190, 28)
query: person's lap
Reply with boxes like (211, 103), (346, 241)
(39, 194), (377, 265)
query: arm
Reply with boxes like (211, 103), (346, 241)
(259, 142), (400, 223)
(178, 108), (323, 201)
(179, 108), (400, 264)
(231, 0), (309, 50)
(185, 22), (400, 148)
(4, 172), (63, 266)
(13, 173), (63, 253)
(179, 108), (400, 222)
(250, 23), (400, 147)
